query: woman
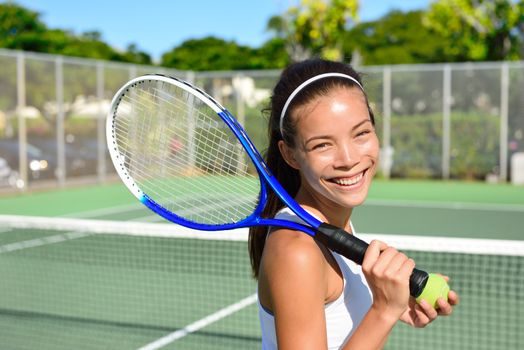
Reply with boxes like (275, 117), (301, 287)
(248, 59), (458, 349)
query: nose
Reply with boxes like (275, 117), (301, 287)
(332, 142), (359, 170)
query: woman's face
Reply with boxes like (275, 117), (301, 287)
(281, 86), (379, 209)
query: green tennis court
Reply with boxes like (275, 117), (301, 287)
(0, 226), (259, 350)
(1, 179), (523, 349)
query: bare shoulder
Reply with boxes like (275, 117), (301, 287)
(264, 228), (325, 267)
(258, 227), (329, 318)
(261, 228), (327, 285)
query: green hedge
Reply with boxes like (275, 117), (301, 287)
(2, 108), (501, 181)
(389, 113), (500, 179)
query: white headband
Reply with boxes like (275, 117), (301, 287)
(279, 72), (364, 135)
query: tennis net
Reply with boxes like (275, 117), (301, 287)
(0, 215), (522, 349)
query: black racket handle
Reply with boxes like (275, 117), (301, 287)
(315, 223), (429, 297)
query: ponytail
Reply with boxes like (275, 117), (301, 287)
(248, 126), (300, 279)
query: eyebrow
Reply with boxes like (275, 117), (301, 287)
(304, 118), (373, 145)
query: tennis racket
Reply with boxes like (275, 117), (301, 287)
(107, 74), (429, 298)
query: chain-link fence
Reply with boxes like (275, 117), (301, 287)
(1, 48), (523, 191)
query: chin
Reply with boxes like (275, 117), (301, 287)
(339, 193), (369, 209)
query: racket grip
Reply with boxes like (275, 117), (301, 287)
(316, 223), (429, 297)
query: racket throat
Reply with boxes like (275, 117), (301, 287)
(315, 223), (368, 265)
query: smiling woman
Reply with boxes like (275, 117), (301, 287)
(278, 86), (378, 213)
(248, 59), (458, 350)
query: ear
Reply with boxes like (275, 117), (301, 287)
(278, 140), (301, 170)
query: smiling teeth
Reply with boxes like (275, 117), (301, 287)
(333, 173), (363, 186)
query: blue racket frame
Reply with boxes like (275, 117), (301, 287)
(137, 106), (320, 237)
(109, 74), (430, 298)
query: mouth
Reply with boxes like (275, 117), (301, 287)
(327, 169), (367, 188)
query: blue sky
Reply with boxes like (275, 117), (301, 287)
(11, 0), (430, 60)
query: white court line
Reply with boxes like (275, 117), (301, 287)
(364, 199), (524, 212)
(62, 192), (257, 219)
(131, 198), (255, 223)
(137, 293), (258, 350)
(61, 203), (143, 218)
(0, 231), (90, 253)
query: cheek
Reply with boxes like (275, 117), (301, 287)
(295, 153), (329, 185)
(360, 135), (380, 159)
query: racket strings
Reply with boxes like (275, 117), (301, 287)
(116, 91), (246, 213)
(112, 80), (260, 225)
(124, 85), (256, 200)
(126, 85), (245, 177)
(116, 121), (255, 225)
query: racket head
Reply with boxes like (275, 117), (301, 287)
(105, 75), (437, 295)
(106, 74), (266, 230)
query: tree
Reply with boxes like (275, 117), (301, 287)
(0, 2), (47, 49)
(161, 36), (286, 71)
(251, 38), (290, 69)
(423, 0), (524, 61)
(122, 43), (152, 65)
(519, 0), (524, 58)
(267, 0), (359, 61)
(343, 10), (452, 65)
(0, 3), (152, 64)
(0, 2), (46, 39)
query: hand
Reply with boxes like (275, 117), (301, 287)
(362, 240), (415, 320)
(400, 275), (460, 327)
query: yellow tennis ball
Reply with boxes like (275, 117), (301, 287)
(416, 273), (450, 309)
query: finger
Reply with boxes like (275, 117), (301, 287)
(383, 250), (408, 273)
(362, 240), (388, 271)
(397, 256), (416, 280)
(414, 300), (436, 324)
(381, 253), (413, 286)
(447, 290), (460, 305)
(436, 298), (453, 315)
(371, 247), (400, 275)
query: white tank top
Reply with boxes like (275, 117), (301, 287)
(258, 208), (373, 350)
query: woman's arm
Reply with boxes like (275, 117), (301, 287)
(342, 304), (398, 349)
(343, 240), (415, 349)
(260, 229), (331, 350)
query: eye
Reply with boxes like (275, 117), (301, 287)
(310, 142), (331, 151)
(356, 129), (372, 138)
(313, 143), (327, 149)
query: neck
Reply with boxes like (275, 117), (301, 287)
(294, 186), (353, 232)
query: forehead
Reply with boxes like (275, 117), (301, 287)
(291, 86), (369, 132)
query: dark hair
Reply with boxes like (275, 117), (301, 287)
(248, 58), (375, 279)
